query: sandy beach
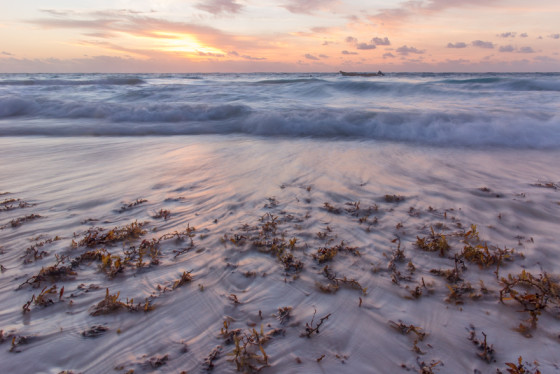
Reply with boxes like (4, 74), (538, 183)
(1, 130), (559, 373)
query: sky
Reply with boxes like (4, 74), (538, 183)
(0, 0), (559, 72)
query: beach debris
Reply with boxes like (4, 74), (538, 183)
(82, 325), (109, 338)
(90, 288), (154, 316)
(416, 358), (442, 374)
(204, 345), (222, 371)
(389, 320), (427, 354)
(319, 265), (366, 294)
(301, 309), (331, 338)
(146, 354), (169, 369)
(74, 221), (147, 248)
(18, 255), (77, 289)
(499, 270), (560, 328)
(118, 198), (147, 212)
(530, 181), (559, 190)
(416, 227), (450, 256)
(275, 307), (292, 325)
(323, 202), (342, 214)
(264, 196), (279, 209)
(0, 198), (34, 211)
(467, 326), (495, 363)
(497, 356), (541, 374)
(152, 209), (171, 220)
(228, 329), (270, 372)
(461, 243), (516, 275)
(280, 253), (304, 273)
(384, 194), (405, 203)
(430, 255), (465, 284)
(8, 334), (36, 353)
(172, 271), (193, 289)
(228, 294), (241, 305)
(313, 241), (360, 263)
(4, 214), (42, 229)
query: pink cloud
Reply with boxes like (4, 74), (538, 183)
(282, 0), (338, 15)
(195, 0), (244, 15)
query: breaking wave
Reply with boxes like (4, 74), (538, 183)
(1, 95), (558, 149)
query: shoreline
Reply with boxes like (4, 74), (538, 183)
(1, 136), (559, 373)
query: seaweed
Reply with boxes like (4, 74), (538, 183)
(172, 271), (193, 289)
(152, 209), (171, 220)
(430, 255), (465, 284)
(0, 198), (34, 211)
(530, 181), (559, 190)
(320, 265), (366, 294)
(228, 329), (270, 372)
(76, 221), (147, 248)
(91, 288), (153, 316)
(18, 255), (77, 289)
(323, 202), (342, 214)
(280, 253), (304, 273)
(82, 325), (109, 338)
(70, 249), (108, 267)
(416, 358), (442, 374)
(204, 345), (222, 371)
(467, 326), (495, 363)
(118, 198), (147, 212)
(6, 214), (42, 228)
(146, 354), (169, 369)
(499, 270), (560, 328)
(301, 309), (331, 338)
(388, 320), (427, 354)
(384, 194), (405, 203)
(313, 241), (360, 263)
(264, 197), (279, 209)
(276, 307), (292, 325)
(461, 243), (515, 276)
(497, 356), (541, 374)
(416, 227), (450, 256)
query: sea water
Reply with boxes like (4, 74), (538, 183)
(0, 73), (559, 373)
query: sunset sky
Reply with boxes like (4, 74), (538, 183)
(1, 0), (559, 72)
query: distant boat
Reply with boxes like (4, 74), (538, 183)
(339, 70), (385, 77)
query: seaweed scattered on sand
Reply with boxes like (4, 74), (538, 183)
(318, 265), (366, 294)
(313, 241), (360, 263)
(0, 198), (34, 211)
(388, 320), (427, 354)
(301, 309), (331, 338)
(384, 194), (405, 203)
(204, 345), (222, 371)
(82, 325), (109, 338)
(75, 221), (147, 248)
(416, 227), (450, 256)
(497, 356), (541, 374)
(172, 271), (193, 289)
(90, 288), (154, 316)
(499, 270), (560, 328)
(152, 209), (171, 220)
(467, 326), (495, 363)
(118, 198), (148, 212)
(18, 255), (77, 289)
(4, 214), (43, 229)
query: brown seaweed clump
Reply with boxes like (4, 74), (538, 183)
(91, 288), (153, 316)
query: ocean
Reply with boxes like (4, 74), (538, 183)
(0, 73), (559, 373)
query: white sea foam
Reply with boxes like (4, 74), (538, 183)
(0, 72), (559, 149)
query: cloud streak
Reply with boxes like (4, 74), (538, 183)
(195, 0), (244, 15)
(472, 40), (494, 49)
(447, 42), (467, 48)
(282, 0), (338, 15)
(370, 0), (500, 24)
(396, 45), (425, 55)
